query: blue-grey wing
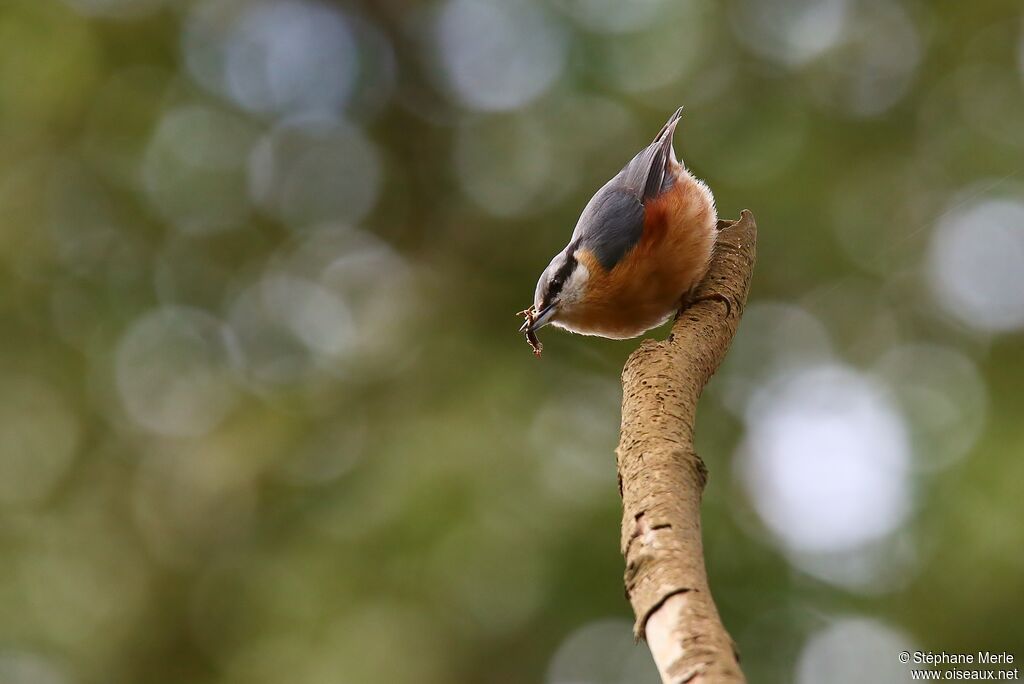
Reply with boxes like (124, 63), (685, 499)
(570, 184), (645, 271)
(569, 108), (681, 271)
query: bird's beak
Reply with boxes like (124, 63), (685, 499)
(519, 302), (557, 332)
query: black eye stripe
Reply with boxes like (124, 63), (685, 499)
(543, 252), (577, 305)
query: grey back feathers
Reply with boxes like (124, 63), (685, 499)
(569, 107), (683, 272)
(570, 185), (644, 271)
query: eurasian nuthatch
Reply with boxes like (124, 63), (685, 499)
(518, 107), (717, 352)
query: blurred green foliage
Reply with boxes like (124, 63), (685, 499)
(0, 0), (1023, 683)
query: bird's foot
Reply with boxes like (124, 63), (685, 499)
(676, 291), (732, 318)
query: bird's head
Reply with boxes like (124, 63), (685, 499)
(521, 246), (591, 334)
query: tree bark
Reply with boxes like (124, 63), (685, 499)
(617, 211), (756, 684)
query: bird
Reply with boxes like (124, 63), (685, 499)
(518, 107), (718, 352)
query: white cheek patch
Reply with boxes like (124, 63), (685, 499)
(561, 261), (590, 305)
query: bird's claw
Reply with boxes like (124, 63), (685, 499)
(677, 291), (733, 318)
(692, 292), (733, 317)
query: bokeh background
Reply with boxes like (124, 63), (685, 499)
(1, 0), (1023, 682)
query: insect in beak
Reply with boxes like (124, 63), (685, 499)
(518, 303), (557, 333)
(517, 303), (558, 357)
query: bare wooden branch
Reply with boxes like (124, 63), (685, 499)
(617, 210), (756, 684)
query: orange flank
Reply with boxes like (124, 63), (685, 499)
(557, 172), (717, 339)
